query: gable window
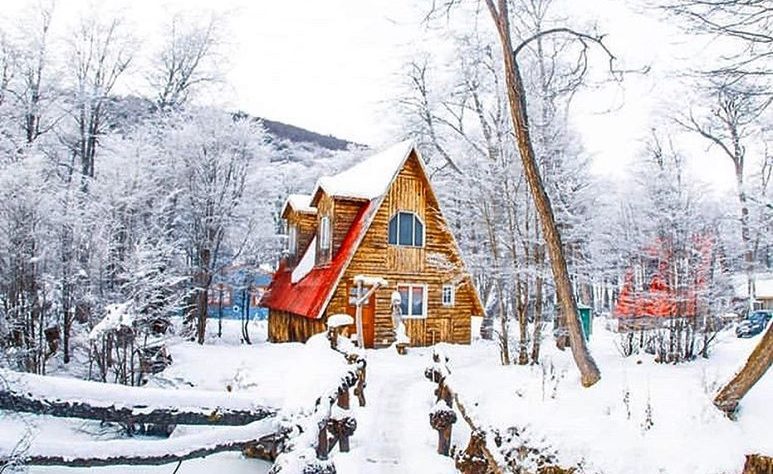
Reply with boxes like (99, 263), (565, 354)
(288, 224), (298, 255)
(397, 284), (426, 318)
(442, 284), (455, 306)
(319, 216), (331, 250)
(388, 212), (424, 247)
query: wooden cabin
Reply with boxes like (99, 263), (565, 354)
(260, 140), (484, 348)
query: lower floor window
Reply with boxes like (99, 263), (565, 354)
(398, 284), (426, 318)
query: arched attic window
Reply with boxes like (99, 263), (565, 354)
(388, 212), (424, 247)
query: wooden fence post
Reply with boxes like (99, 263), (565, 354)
(456, 430), (490, 474)
(327, 416), (357, 453)
(347, 354), (367, 407)
(337, 380), (351, 410)
(430, 401), (457, 456)
(316, 417), (330, 460)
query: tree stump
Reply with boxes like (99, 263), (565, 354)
(456, 430), (490, 474)
(430, 402), (457, 456)
(743, 454), (773, 474)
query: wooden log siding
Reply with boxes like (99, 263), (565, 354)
(325, 153), (475, 347)
(268, 310), (325, 343)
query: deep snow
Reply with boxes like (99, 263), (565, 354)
(1, 317), (771, 473)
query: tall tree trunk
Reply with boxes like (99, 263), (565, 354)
(516, 279), (529, 365)
(736, 165), (755, 309)
(714, 323), (773, 418)
(531, 237), (545, 364)
(484, 0), (601, 386)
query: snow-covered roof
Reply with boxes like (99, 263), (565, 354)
(312, 140), (415, 202)
(732, 273), (773, 299)
(281, 194), (316, 217)
(756, 278), (773, 299)
(291, 236), (317, 283)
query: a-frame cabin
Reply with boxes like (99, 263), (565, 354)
(260, 140), (484, 348)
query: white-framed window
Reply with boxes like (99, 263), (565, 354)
(442, 284), (455, 306)
(288, 224), (298, 255)
(319, 216), (331, 250)
(388, 212), (424, 247)
(397, 284), (427, 318)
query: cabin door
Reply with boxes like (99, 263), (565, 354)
(347, 284), (375, 348)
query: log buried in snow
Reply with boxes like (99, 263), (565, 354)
(0, 370), (276, 426)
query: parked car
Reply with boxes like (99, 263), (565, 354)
(736, 310), (773, 338)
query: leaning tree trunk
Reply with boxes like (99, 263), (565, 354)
(484, 0), (601, 386)
(714, 323), (773, 418)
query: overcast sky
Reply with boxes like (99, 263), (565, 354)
(4, 0), (739, 190)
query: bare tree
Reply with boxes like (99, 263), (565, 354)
(660, 0), (772, 94)
(65, 13), (133, 183)
(480, 0), (606, 386)
(166, 109), (267, 344)
(15, 2), (56, 144)
(677, 87), (764, 307)
(150, 12), (223, 111)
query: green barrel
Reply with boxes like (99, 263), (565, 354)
(578, 305), (592, 340)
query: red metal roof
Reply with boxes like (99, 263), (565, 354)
(259, 200), (377, 319)
(613, 235), (715, 319)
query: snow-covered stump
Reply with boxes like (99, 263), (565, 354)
(456, 430), (491, 474)
(743, 454), (773, 474)
(429, 400), (457, 456)
(327, 314), (354, 352)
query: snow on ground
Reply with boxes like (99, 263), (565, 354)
(0, 320), (347, 473)
(442, 317), (773, 474)
(2, 317), (771, 473)
(147, 320), (349, 412)
(335, 347), (456, 474)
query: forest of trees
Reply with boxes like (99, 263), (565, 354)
(404, 0), (772, 370)
(0, 0), (770, 384)
(0, 5), (364, 380)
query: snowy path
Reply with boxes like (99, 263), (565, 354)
(335, 348), (456, 473)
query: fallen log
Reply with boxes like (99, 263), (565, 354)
(5, 418), (277, 467)
(0, 369), (275, 426)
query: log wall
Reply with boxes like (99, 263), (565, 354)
(268, 309), (325, 343)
